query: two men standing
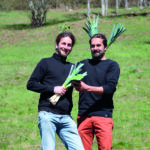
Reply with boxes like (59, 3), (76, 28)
(27, 32), (120, 150)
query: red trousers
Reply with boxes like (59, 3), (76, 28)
(77, 116), (113, 150)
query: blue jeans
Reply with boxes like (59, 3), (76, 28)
(38, 111), (84, 150)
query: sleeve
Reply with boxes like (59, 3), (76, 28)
(102, 62), (120, 95)
(26, 59), (54, 93)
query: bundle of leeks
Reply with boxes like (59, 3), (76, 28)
(82, 15), (126, 48)
(82, 15), (99, 38)
(49, 63), (87, 105)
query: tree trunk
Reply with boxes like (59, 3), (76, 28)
(27, 0), (49, 27)
(125, 0), (128, 9)
(105, 0), (108, 16)
(87, 0), (91, 17)
(101, 0), (105, 16)
(139, 0), (143, 9)
(101, 0), (108, 16)
(116, 0), (119, 15)
(144, 0), (148, 7)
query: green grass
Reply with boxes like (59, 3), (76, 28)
(0, 8), (150, 150)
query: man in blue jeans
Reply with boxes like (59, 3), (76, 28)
(27, 32), (84, 150)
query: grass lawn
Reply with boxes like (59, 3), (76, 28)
(0, 8), (150, 150)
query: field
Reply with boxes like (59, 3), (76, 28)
(0, 8), (150, 150)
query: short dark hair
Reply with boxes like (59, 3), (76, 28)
(56, 32), (75, 47)
(89, 34), (107, 48)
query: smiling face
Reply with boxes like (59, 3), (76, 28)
(90, 38), (107, 60)
(56, 36), (73, 57)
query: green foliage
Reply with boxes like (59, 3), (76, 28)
(107, 24), (126, 48)
(63, 63), (86, 87)
(58, 23), (71, 33)
(83, 15), (126, 48)
(82, 15), (99, 38)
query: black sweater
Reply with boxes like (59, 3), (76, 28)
(78, 59), (120, 118)
(27, 53), (73, 115)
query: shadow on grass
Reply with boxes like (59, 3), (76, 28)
(1, 11), (149, 30)
(0, 13), (85, 30)
(93, 11), (150, 18)
(1, 23), (31, 30)
(144, 41), (150, 44)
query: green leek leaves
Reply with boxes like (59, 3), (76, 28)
(82, 15), (126, 48)
(82, 15), (99, 38)
(49, 63), (87, 105)
(107, 24), (126, 48)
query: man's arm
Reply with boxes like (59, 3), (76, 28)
(27, 59), (54, 93)
(27, 59), (67, 96)
(73, 81), (103, 95)
(73, 61), (120, 96)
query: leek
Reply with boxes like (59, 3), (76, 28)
(107, 24), (126, 48)
(82, 15), (126, 48)
(49, 63), (87, 105)
(82, 15), (99, 38)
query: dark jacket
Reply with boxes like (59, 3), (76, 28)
(27, 53), (73, 115)
(78, 59), (120, 118)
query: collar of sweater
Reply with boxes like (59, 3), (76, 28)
(53, 53), (67, 63)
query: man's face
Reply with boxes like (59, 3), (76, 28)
(90, 38), (107, 60)
(56, 37), (72, 57)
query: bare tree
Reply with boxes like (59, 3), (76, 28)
(105, 0), (108, 16)
(101, 0), (105, 16)
(87, 0), (91, 17)
(138, 0), (150, 8)
(101, 0), (108, 16)
(138, 0), (143, 8)
(27, 0), (50, 27)
(143, 0), (148, 7)
(115, 0), (119, 15)
(125, 0), (128, 9)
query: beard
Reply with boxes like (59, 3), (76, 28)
(56, 47), (70, 58)
(92, 49), (106, 60)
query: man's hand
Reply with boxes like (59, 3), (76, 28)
(72, 81), (89, 92)
(73, 81), (104, 95)
(54, 86), (66, 96)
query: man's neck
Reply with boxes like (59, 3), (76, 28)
(93, 56), (107, 61)
(101, 56), (107, 60)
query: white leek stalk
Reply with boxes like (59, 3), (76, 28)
(50, 94), (61, 105)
